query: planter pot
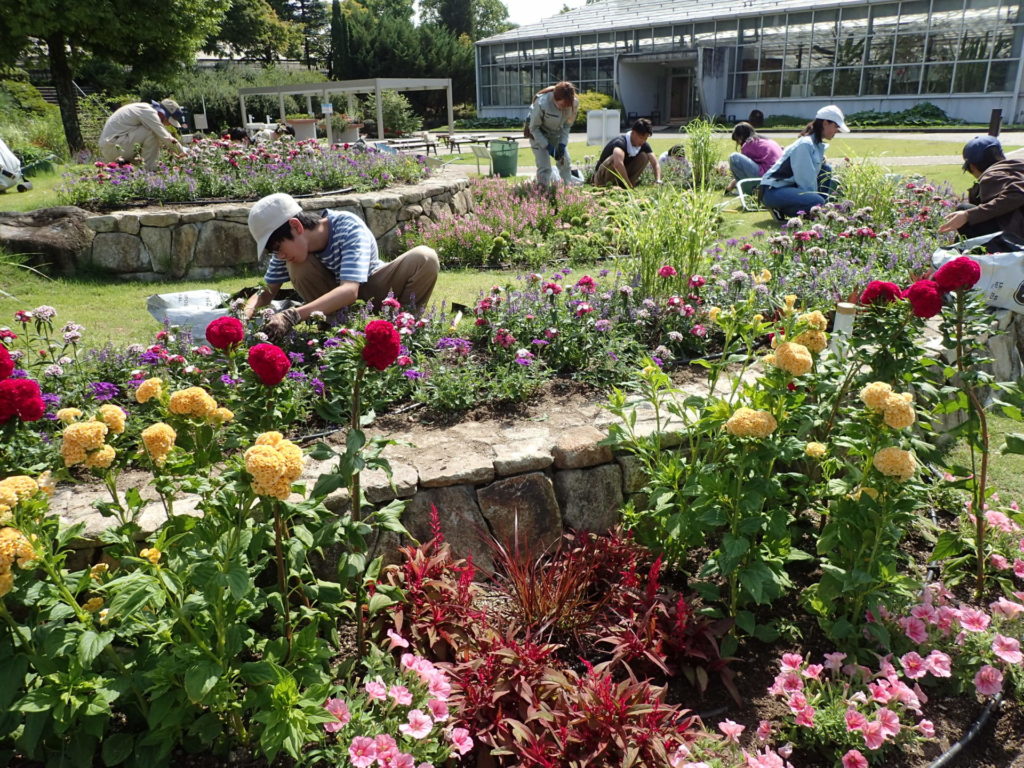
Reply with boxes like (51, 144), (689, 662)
(337, 123), (362, 143)
(286, 118), (317, 142)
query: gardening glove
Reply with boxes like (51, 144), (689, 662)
(547, 143), (556, 158)
(554, 143), (566, 161)
(264, 308), (301, 342)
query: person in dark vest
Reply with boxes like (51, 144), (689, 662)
(591, 118), (662, 188)
(939, 136), (1024, 241)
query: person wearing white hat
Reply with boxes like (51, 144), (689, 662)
(99, 99), (188, 170)
(243, 192), (439, 339)
(759, 105), (849, 217)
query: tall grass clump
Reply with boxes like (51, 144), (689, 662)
(685, 117), (722, 189)
(834, 159), (911, 227)
(612, 184), (723, 296)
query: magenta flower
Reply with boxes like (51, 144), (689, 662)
(658, 265), (678, 277)
(900, 651), (927, 679)
(689, 274), (706, 288)
(690, 324), (707, 337)
(992, 634), (1023, 664)
(427, 698), (449, 721)
(802, 663), (824, 680)
(902, 617), (928, 643)
(717, 719), (745, 743)
(974, 664), (1004, 696)
(398, 709), (433, 739)
(575, 275), (597, 294)
(387, 628), (409, 649)
(876, 708), (901, 738)
(348, 736), (378, 767)
(427, 673), (451, 701)
(323, 698), (350, 733)
(450, 727), (473, 755)
(845, 709), (867, 732)
(842, 749), (869, 768)
(795, 705), (815, 728)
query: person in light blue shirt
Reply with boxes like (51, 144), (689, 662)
(244, 193), (438, 339)
(759, 105), (849, 217)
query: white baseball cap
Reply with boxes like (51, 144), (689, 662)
(248, 193), (302, 255)
(815, 105), (850, 132)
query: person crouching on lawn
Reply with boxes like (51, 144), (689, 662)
(591, 118), (662, 188)
(244, 193), (439, 339)
(939, 135), (1024, 241)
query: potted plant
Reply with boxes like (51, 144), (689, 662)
(329, 113), (363, 143)
(284, 113), (317, 141)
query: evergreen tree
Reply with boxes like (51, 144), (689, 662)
(328, 0), (351, 78)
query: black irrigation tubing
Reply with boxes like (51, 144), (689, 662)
(927, 693), (1004, 768)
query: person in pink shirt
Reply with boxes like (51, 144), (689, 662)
(725, 122), (783, 193)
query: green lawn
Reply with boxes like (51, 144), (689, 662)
(0, 168), (70, 213)
(946, 413), (1024, 500)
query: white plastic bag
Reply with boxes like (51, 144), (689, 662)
(932, 232), (1024, 313)
(146, 290), (230, 341)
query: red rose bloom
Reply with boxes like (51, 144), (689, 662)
(859, 280), (903, 306)
(248, 343), (291, 386)
(903, 279), (944, 318)
(0, 345), (13, 380)
(361, 320), (401, 371)
(932, 256), (982, 292)
(0, 378), (44, 424)
(206, 316), (245, 350)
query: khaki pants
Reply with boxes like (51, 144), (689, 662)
(287, 245), (439, 311)
(592, 153), (649, 188)
(99, 127), (164, 170)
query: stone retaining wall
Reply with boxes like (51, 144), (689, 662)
(77, 170), (471, 281)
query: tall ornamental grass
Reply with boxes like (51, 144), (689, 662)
(685, 117), (722, 190)
(833, 158), (914, 227)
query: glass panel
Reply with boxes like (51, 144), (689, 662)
(564, 60), (579, 82)
(598, 57), (614, 80)
(637, 28), (653, 51)
(836, 6), (868, 67)
(809, 68), (834, 96)
(581, 59), (596, 81)
(741, 73), (760, 99)
(782, 69), (807, 97)
(694, 21), (716, 46)
(740, 17), (760, 43)
(868, 35), (895, 64)
(925, 31), (961, 62)
(653, 26), (673, 50)
(579, 34), (597, 55)
(480, 46), (494, 65)
(714, 20), (737, 47)
(833, 68), (862, 95)
(869, 3), (901, 34)
(924, 63), (954, 92)
(598, 32), (615, 52)
(889, 63), (922, 93)
(987, 60), (1017, 91)
(992, 28), (1015, 58)
(739, 45), (760, 70)
(954, 60), (988, 90)
(548, 60), (564, 81)
(863, 66), (891, 93)
(761, 71), (782, 98)
(761, 44), (785, 69)
(811, 15), (838, 67)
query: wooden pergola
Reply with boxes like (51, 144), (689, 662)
(237, 78), (453, 141)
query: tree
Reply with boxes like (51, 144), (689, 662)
(0, 0), (230, 154)
(419, 0), (512, 40)
(204, 0), (303, 63)
(268, 0), (331, 68)
(328, 0), (354, 79)
(474, 0), (514, 39)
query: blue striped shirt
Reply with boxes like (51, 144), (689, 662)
(264, 209), (381, 286)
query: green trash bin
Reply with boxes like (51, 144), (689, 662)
(489, 140), (518, 178)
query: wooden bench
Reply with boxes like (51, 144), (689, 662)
(386, 137), (438, 155)
(442, 134), (492, 154)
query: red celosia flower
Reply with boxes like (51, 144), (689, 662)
(932, 256), (981, 292)
(859, 281), (903, 306)
(0, 378), (45, 423)
(903, 280), (944, 318)
(0, 345), (13, 380)
(248, 343), (291, 385)
(206, 316), (245, 350)
(361, 320), (401, 370)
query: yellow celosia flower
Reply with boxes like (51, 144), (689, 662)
(135, 377), (164, 404)
(849, 486), (879, 502)
(805, 442), (827, 459)
(0, 571), (12, 597)
(98, 404), (127, 434)
(0, 527), (36, 573)
(85, 444), (116, 470)
(141, 423), (176, 466)
(792, 330), (828, 354)
(36, 471), (55, 496)
(708, 306), (721, 323)
(0, 476), (38, 501)
(56, 408), (83, 424)
(83, 597), (104, 613)
(755, 269), (772, 284)
(801, 310), (828, 331)
(762, 353), (776, 367)
(244, 432), (305, 500)
(724, 407), (778, 438)
(139, 548), (162, 565)
(168, 387), (218, 419)
(90, 563), (109, 580)
(784, 294), (798, 310)
(883, 392), (916, 430)
(773, 342), (813, 376)
(860, 382), (894, 411)
(210, 407), (234, 424)
(62, 421), (109, 467)
(872, 447), (916, 481)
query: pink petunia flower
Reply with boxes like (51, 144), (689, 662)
(398, 709), (434, 739)
(756, 720), (773, 741)
(991, 597), (1024, 619)
(842, 749), (869, 768)
(845, 709), (868, 732)
(374, 734), (398, 762)
(323, 698), (350, 733)
(918, 719), (936, 738)
(992, 634), (1023, 664)
(958, 606), (991, 632)
(450, 727), (473, 755)
(902, 617), (928, 643)
(824, 652), (847, 672)
(802, 663), (824, 680)
(861, 720), (886, 750)
(974, 664), (1004, 696)
(925, 650), (952, 678)
(427, 698), (450, 721)
(365, 678), (387, 700)
(387, 629), (410, 649)
(348, 736), (378, 768)
(718, 719), (745, 743)
(391, 754), (415, 768)
(389, 685), (413, 706)
(795, 706), (815, 728)
(876, 708), (901, 738)
(900, 651), (928, 679)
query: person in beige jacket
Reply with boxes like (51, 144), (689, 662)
(99, 99), (187, 170)
(527, 82), (578, 186)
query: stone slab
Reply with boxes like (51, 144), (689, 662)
(552, 425), (613, 469)
(402, 485), (494, 573)
(553, 463), (623, 534)
(477, 472), (562, 553)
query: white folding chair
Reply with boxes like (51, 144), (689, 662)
(470, 144), (492, 175)
(736, 177), (764, 212)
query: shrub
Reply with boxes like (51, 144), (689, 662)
(359, 90), (422, 137)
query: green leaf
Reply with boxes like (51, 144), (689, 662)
(16, 687), (55, 713)
(107, 572), (160, 619)
(346, 428), (366, 453)
(223, 562), (251, 601)
(78, 630), (113, 667)
(184, 661), (222, 704)
(735, 610), (755, 635)
(102, 733), (133, 766)
(240, 661), (286, 686)
(1002, 433), (1024, 455)
(311, 473), (345, 500)
(367, 591), (395, 616)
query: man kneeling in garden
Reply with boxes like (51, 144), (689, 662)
(244, 192), (439, 338)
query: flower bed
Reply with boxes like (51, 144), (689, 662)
(58, 138), (429, 210)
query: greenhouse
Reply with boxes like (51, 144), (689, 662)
(475, 0), (1024, 124)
